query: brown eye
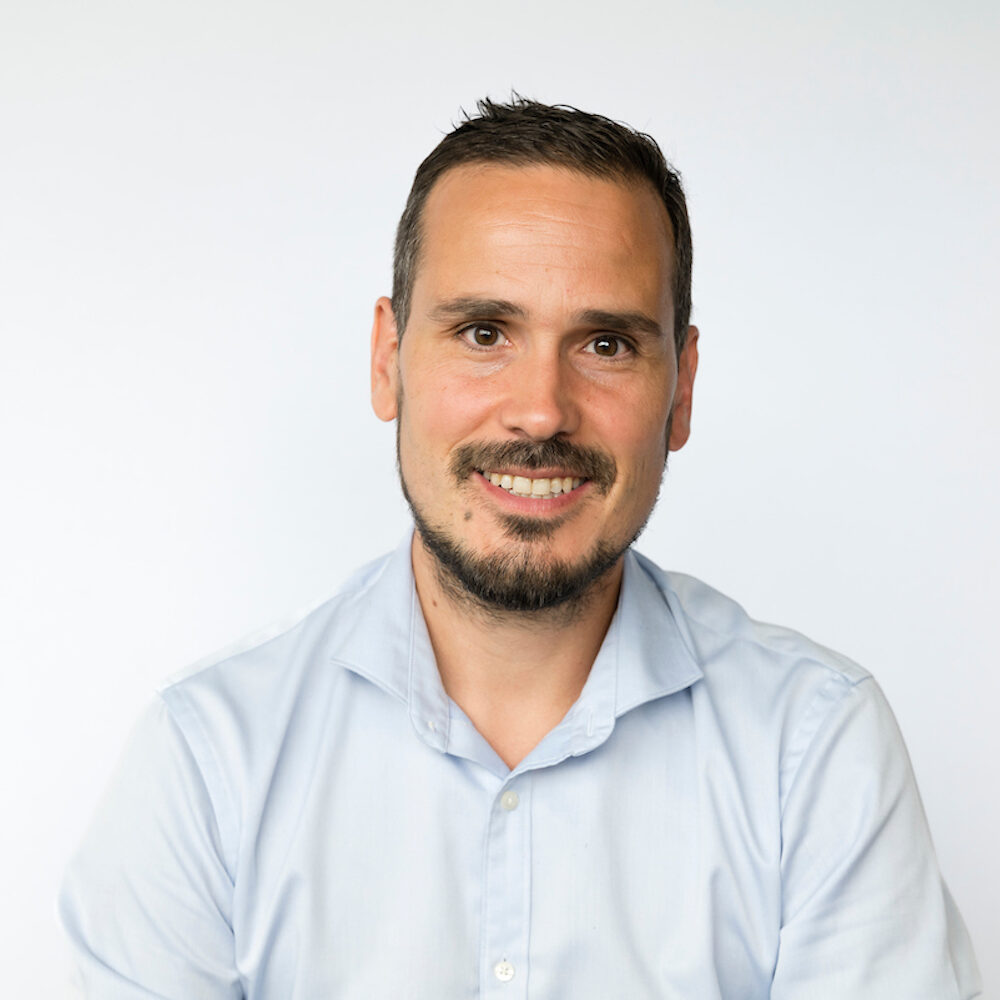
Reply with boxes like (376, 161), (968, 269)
(460, 324), (507, 348)
(591, 335), (621, 357)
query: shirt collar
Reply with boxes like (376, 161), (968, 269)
(327, 531), (703, 762)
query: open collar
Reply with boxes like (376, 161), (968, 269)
(328, 532), (703, 770)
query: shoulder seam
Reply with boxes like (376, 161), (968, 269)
(156, 689), (241, 880)
(779, 674), (873, 817)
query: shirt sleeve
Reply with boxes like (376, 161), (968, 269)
(771, 676), (981, 999)
(59, 696), (243, 999)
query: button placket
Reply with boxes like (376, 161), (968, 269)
(481, 778), (531, 996)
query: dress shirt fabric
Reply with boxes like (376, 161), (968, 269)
(60, 535), (982, 998)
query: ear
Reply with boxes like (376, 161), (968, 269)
(668, 325), (699, 452)
(371, 296), (400, 421)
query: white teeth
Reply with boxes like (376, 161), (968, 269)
(484, 470), (585, 499)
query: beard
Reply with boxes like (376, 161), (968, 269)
(398, 433), (664, 616)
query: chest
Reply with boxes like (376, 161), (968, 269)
(231, 694), (782, 999)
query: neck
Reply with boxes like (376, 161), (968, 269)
(411, 532), (623, 769)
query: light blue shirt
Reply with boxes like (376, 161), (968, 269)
(60, 535), (981, 998)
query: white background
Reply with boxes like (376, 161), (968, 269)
(2, 0), (997, 995)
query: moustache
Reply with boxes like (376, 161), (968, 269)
(450, 440), (617, 495)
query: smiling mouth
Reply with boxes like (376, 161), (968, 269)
(480, 470), (586, 500)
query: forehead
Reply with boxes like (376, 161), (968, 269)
(414, 163), (675, 313)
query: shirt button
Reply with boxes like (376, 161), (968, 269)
(500, 789), (520, 811)
(494, 959), (515, 982)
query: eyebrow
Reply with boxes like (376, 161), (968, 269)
(428, 298), (528, 323)
(427, 298), (664, 339)
(575, 309), (664, 339)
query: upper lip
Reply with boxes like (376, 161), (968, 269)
(478, 467), (586, 480)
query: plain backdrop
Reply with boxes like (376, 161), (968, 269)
(2, 0), (997, 995)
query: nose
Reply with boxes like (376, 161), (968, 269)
(498, 347), (581, 441)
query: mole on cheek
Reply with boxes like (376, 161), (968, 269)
(464, 510), (473, 521)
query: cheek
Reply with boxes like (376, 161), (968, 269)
(607, 407), (671, 464)
(404, 370), (496, 444)
(614, 422), (671, 504)
(397, 381), (493, 483)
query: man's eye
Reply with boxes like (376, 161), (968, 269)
(459, 324), (507, 348)
(587, 335), (629, 357)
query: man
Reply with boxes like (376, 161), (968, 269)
(61, 98), (981, 997)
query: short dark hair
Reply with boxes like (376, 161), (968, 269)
(391, 96), (693, 355)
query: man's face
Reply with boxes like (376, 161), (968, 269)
(372, 163), (697, 612)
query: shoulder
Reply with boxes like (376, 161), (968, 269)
(153, 549), (400, 804)
(161, 549), (393, 701)
(629, 551), (890, 779)
(629, 551), (911, 823)
(634, 551), (871, 690)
